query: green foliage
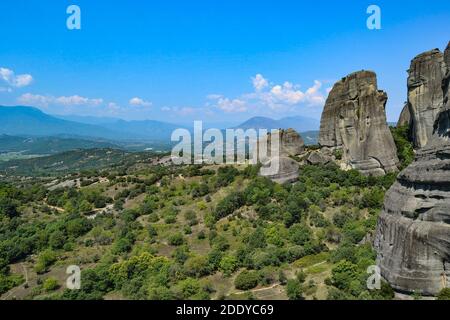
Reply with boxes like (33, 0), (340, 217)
(219, 255), (238, 277)
(168, 233), (185, 246)
(331, 260), (358, 291)
(391, 125), (414, 169)
(234, 270), (259, 290)
(437, 288), (450, 300)
(0, 273), (24, 295)
(43, 277), (60, 292)
(35, 250), (57, 274)
(286, 279), (304, 300)
(214, 192), (245, 220)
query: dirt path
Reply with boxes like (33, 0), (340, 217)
(228, 260), (328, 297)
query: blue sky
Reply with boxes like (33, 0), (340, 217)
(0, 0), (449, 126)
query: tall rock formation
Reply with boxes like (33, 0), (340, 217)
(407, 48), (447, 148)
(258, 128), (304, 184)
(375, 42), (450, 296)
(267, 128), (305, 157)
(397, 103), (411, 127)
(318, 70), (399, 176)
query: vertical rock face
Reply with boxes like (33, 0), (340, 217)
(318, 70), (399, 176)
(375, 42), (450, 296)
(397, 103), (411, 127)
(407, 49), (447, 148)
(258, 128), (303, 184)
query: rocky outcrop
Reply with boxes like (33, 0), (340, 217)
(259, 156), (300, 184)
(397, 103), (411, 127)
(407, 49), (447, 148)
(318, 70), (399, 176)
(258, 128), (304, 183)
(267, 128), (305, 157)
(375, 42), (450, 296)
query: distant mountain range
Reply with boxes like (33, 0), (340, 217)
(234, 116), (320, 132)
(0, 106), (321, 151)
(0, 106), (184, 142)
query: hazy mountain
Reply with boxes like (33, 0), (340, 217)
(0, 134), (120, 155)
(235, 116), (320, 132)
(0, 106), (185, 142)
(0, 106), (122, 140)
(99, 119), (185, 141)
(55, 114), (121, 125)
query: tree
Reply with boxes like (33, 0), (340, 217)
(219, 255), (238, 277)
(286, 279), (304, 300)
(35, 250), (57, 274)
(79, 200), (93, 213)
(234, 270), (259, 290)
(0, 196), (19, 218)
(49, 230), (66, 249)
(289, 224), (312, 246)
(331, 260), (358, 291)
(185, 255), (210, 277)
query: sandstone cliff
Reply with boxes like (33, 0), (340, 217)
(397, 103), (411, 127)
(375, 42), (450, 296)
(318, 70), (399, 176)
(407, 48), (447, 148)
(258, 128), (304, 183)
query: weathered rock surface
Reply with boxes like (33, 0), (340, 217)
(397, 103), (411, 127)
(267, 128), (305, 157)
(407, 48), (447, 148)
(259, 156), (300, 184)
(258, 128), (303, 183)
(319, 70), (399, 176)
(375, 42), (450, 296)
(306, 150), (332, 165)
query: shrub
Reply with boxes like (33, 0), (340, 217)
(437, 288), (450, 300)
(168, 233), (185, 246)
(35, 250), (57, 274)
(219, 255), (238, 277)
(43, 277), (60, 292)
(234, 270), (259, 290)
(286, 279), (304, 300)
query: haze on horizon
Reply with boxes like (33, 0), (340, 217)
(0, 0), (449, 125)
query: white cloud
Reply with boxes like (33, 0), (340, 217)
(208, 74), (326, 114)
(251, 74), (269, 91)
(55, 95), (103, 106)
(216, 97), (247, 113)
(0, 67), (33, 88)
(129, 97), (152, 107)
(18, 93), (51, 107)
(18, 93), (104, 107)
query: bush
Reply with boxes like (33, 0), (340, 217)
(234, 270), (259, 290)
(437, 288), (450, 300)
(219, 255), (238, 277)
(214, 192), (245, 220)
(168, 233), (185, 246)
(286, 279), (304, 300)
(35, 250), (57, 274)
(331, 260), (358, 291)
(43, 277), (60, 291)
